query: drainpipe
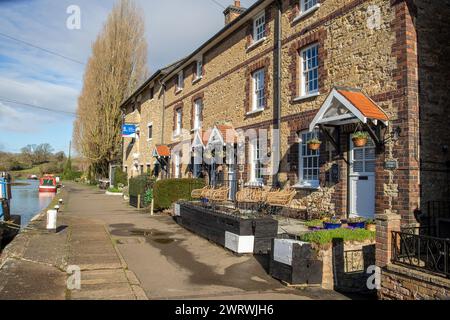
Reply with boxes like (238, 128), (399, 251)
(272, 0), (282, 187)
(159, 79), (169, 179)
(159, 79), (166, 145)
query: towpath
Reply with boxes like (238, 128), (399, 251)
(0, 182), (350, 300)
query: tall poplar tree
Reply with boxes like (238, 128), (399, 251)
(73, 0), (148, 177)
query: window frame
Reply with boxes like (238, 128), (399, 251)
(299, 43), (319, 97)
(300, 0), (318, 14)
(253, 11), (266, 43)
(250, 138), (264, 184)
(174, 152), (181, 178)
(252, 68), (265, 111)
(177, 71), (184, 91)
(193, 98), (203, 130)
(298, 130), (320, 189)
(147, 122), (153, 141)
(175, 108), (182, 136)
(195, 59), (203, 80)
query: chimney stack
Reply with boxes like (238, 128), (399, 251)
(223, 0), (246, 25)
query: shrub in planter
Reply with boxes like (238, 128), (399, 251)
(153, 178), (205, 211)
(323, 218), (342, 230)
(305, 219), (324, 230)
(352, 131), (369, 147)
(299, 228), (376, 245)
(307, 138), (322, 151)
(347, 217), (366, 229)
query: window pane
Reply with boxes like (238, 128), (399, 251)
(354, 149), (364, 160)
(365, 161), (376, 173)
(353, 161), (364, 173)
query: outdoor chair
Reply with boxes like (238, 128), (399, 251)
(265, 188), (297, 215)
(209, 186), (230, 202)
(191, 186), (209, 199)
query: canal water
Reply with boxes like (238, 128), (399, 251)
(11, 180), (54, 227)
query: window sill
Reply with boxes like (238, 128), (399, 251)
(293, 92), (320, 102)
(192, 76), (202, 84)
(292, 183), (320, 190)
(175, 88), (183, 94)
(147, 138), (153, 142)
(246, 108), (264, 116)
(293, 4), (320, 24)
(247, 37), (266, 51)
(191, 127), (202, 133)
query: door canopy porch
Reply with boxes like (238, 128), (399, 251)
(153, 145), (171, 158)
(309, 87), (389, 150)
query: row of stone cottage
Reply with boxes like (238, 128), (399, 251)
(121, 0), (449, 266)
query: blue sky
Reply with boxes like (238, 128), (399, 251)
(0, 0), (257, 154)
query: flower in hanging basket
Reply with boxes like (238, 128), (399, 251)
(307, 138), (322, 151)
(352, 131), (369, 147)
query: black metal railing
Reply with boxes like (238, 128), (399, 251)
(392, 230), (450, 278)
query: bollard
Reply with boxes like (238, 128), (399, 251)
(54, 205), (60, 211)
(59, 199), (63, 204)
(47, 210), (58, 231)
(137, 194), (141, 210)
(150, 199), (154, 216)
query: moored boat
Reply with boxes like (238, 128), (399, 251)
(39, 175), (57, 193)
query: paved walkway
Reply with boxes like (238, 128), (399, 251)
(0, 182), (351, 300)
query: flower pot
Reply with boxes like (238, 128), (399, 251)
(366, 224), (376, 232)
(308, 143), (321, 151)
(352, 137), (368, 147)
(323, 222), (342, 230)
(348, 221), (366, 229)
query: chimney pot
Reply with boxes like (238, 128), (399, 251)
(224, 1), (246, 25)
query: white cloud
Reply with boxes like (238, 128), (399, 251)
(0, 102), (61, 133)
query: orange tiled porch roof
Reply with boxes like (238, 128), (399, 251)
(309, 87), (389, 131)
(153, 145), (171, 157)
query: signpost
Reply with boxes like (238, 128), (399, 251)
(122, 124), (137, 138)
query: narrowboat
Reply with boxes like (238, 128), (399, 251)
(39, 175), (57, 193)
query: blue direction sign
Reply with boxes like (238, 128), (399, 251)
(122, 124), (137, 138)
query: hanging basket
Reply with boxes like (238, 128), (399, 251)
(352, 137), (368, 147)
(307, 139), (322, 151)
(351, 131), (369, 147)
(308, 143), (321, 151)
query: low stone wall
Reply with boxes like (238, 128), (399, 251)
(380, 264), (450, 300)
(270, 238), (376, 293)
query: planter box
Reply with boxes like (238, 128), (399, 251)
(175, 202), (278, 254)
(269, 237), (376, 293)
(270, 239), (323, 286)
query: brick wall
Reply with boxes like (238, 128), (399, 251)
(380, 264), (450, 300)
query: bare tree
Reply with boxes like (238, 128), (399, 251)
(73, 0), (148, 177)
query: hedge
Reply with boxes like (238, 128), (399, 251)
(113, 166), (128, 186)
(153, 178), (205, 211)
(129, 174), (155, 197)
